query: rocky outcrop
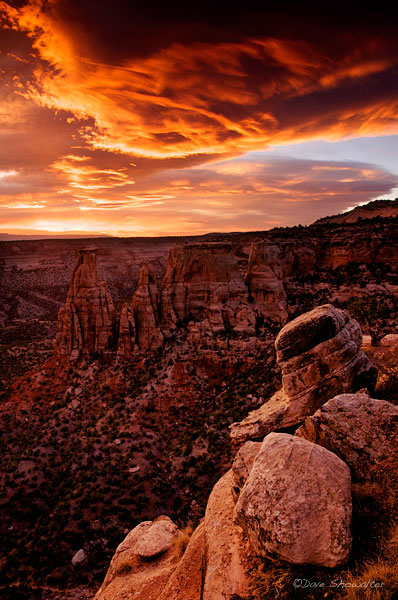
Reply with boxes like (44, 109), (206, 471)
(95, 471), (250, 600)
(202, 470), (250, 599)
(245, 243), (289, 323)
(94, 516), (182, 600)
(160, 243), (256, 337)
(231, 440), (261, 499)
(158, 523), (205, 600)
(296, 392), (398, 479)
(95, 472), (252, 600)
(230, 304), (377, 443)
(380, 333), (398, 346)
(234, 433), (352, 567)
(55, 247), (116, 360)
(118, 264), (163, 356)
(118, 304), (137, 356)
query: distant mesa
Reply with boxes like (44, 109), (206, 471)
(314, 198), (398, 225)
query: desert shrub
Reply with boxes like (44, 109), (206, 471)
(342, 522), (398, 600)
(248, 558), (332, 600)
(370, 346), (398, 405)
(175, 525), (194, 556)
(346, 297), (389, 328)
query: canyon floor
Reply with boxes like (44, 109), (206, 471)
(0, 212), (397, 599)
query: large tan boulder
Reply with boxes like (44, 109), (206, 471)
(94, 516), (181, 600)
(55, 247), (116, 360)
(234, 433), (352, 568)
(296, 392), (398, 479)
(230, 304), (377, 443)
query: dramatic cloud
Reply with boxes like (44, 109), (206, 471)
(1, 154), (396, 235)
(0, 1), (397, 235)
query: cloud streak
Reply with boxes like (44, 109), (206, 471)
(0, 1), (397, 234)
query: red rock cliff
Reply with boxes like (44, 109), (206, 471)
(55, 247), (116, 360)
(160, 242), (256, 337)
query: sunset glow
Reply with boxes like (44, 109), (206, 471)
(0, 1), (397, 236)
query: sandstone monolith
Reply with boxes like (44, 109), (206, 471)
(230, 304), (377, 443)
(55, 247), (116, 360)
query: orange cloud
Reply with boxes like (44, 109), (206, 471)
(2, 0), (397, 166)
(0, 1), (397, 236)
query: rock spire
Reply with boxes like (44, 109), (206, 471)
(55, 247), (116, 360)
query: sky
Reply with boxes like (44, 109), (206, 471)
(0, 1), (397, 237)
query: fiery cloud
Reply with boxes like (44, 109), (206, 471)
(0, 1), (397, 235)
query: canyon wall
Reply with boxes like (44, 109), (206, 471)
(52, 224), (398, 361)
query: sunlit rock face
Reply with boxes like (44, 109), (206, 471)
(296, 392), (398, 480)
(118, 264), (163, 356)
(160, 242), (256, 337)
(94, 516), (182, 600)
(55, 247), (116, 360)
(234, 433), (352, 568)
(94, 472), (252, 600)
(230, 304), (377, 443)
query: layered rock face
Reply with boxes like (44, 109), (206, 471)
(230, 304), (377, 443)
(245, 243), (289, 323)
(118, 264), (163, 356)
(247, 229), (396, 275)
(55, 248), (116, 360)
(296, 392), (398, 479)
(160, 242), (256, 337)
(56, 242), (260, 360)
(234, 433), (352, 567)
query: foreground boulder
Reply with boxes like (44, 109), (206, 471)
(296, 392), (398, 479)
(230, 304), (377, 443)
(55, 247), (116, 360)
(231, 440), (262, 499)
(158, 523), (205, 600)
(95, 475), (252, 600)
(94, 516), (181, 600)
(234, 433), (352, 567)
(202, 470), (250, 599)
